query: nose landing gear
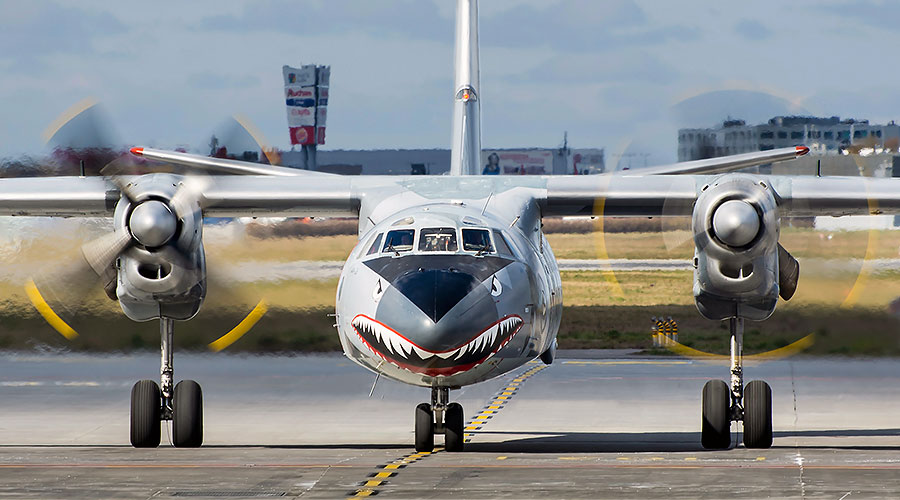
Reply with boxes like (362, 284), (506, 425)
(130, 318), (204, 448)
(415, 387), (465, 452)
(701, 317), (773, 450)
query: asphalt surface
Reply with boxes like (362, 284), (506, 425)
(0, 352), (899, 499)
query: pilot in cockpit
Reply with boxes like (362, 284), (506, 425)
(419, 228), (458, 252)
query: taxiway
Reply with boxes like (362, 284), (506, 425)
(0, 352), (898, 498)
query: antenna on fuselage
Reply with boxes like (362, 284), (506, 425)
(481, 192), (493, 215)
(449, 0), (482, 176)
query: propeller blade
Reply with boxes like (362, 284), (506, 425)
(81, 230), (133, 278)
(777, 243), (800, 301)
(43, 99), (123, 176)
(169, 174), (213, 215)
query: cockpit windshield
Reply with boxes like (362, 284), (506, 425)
(383, 229), (415, 253)
(462, 229), (493, 253)
(418, 227), (458, 252)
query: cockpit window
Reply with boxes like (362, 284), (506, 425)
(383, 229), (415, 253)
(492, 229), (513, 257)
(365, 233), (383, 256)
(418, 227), (458, 252)
(462, 229), (492, 253)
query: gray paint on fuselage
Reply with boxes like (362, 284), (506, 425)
(336, 193), (561, 388)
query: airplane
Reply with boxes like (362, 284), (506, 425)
(2, 0), (899, 452)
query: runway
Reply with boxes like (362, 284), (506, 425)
(1, 352), (899, 498)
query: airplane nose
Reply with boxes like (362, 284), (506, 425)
(393, 268), (479, 323)
(352, 255), (524, 375)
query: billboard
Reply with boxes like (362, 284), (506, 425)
(283, 64), (329, 145)
(481, 150), (553, 175)
(285, 86), (316, 108)
(289, 126), (315, 146)
(282, 65), (316, 86)
(570, 148), (605, 174)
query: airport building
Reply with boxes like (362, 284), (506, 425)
(678, 116), (900, 161)
(678, 115), (900, 229)
(278, 147), (605, 176)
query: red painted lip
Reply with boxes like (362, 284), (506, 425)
(795, 145), (809, 156)
(351, 314), (523, 377)
(129, 147), (144, 156)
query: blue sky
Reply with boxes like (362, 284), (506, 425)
(1, 0), (899, 167)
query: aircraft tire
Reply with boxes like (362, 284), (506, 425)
(743, 380), (773, 449)
(701, 379), (731, 450)
(415, 403), (434, 452)
(444, 402), (465, 452)
(172, 380), (203, 448)
(130, 380), (161, 448)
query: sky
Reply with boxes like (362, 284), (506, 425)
(1, 0), (899, 168)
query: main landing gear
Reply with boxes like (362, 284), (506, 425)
(415, 387), (464, 452)
(701, 317), (773, 450)
(130, 318), (203, 448)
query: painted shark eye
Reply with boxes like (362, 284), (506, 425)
(372, 278), (385, 302)
(490, 276), (502, 297)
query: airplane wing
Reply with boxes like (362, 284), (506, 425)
(0, 147), (896, 220)
(0, 175), (358, 217)
(131, 147), (338, 177)
(614, 146), (809, 176)
(0, 176), (116, 216)
(139, 145), (810, 178)
(542, 174), (900, 217)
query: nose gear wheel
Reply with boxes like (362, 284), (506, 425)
(415, 387), (465, 452)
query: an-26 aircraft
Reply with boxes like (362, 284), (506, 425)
(3, 0), (899, 452)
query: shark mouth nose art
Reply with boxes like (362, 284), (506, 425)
(351, 314), (523, 376)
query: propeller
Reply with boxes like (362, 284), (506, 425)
(28, 100), (272, 346)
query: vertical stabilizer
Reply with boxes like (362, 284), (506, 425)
(449, 0), (481, 176)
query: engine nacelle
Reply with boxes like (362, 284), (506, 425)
(113, 174), (206, 321)
(692, 174), (779, 321)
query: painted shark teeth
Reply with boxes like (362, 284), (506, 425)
(351, 314), (523, 368)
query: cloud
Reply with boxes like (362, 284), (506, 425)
(198, 0), (449, 42)
(186, 73), (260, 91)
(514, 51), (680, 85)
(822, 0), (900, 31)
(0, 3), (126, 65)
(480, 0), (699, 52)
(734, 19), (772, 41)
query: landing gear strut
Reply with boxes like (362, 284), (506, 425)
(130, 318), (204, 448)
(415, 387), (464, 452)
(701, 317), (772, 449)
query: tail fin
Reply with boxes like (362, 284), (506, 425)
(449, 0), (481, 176)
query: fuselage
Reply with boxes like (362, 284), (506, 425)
(336, 188), (562, 388)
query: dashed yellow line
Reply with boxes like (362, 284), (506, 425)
(464, 364), (549, 443)
(346, 449), (439, 499)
